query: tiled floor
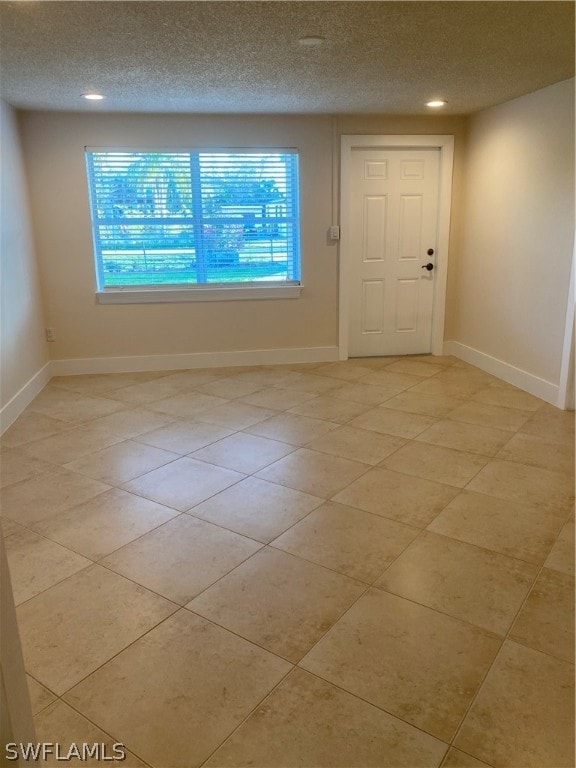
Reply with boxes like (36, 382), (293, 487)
(1, 355), (574, 768)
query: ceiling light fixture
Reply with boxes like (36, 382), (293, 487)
(298, 36), (325, 46)
(82, 93), (104, 101)
(426, 100), (447, 108)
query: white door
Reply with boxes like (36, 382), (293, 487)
(348, 147), (440, 357)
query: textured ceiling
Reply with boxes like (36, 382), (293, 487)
(0, 1), (573, 115)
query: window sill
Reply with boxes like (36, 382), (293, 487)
(96, 284), (302, 304)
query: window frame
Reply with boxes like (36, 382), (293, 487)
(85, 147), (303, 303)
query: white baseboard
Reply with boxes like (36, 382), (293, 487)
(443, 341), (560, 406)
(0, 362), (53, 435)
(50, 346), (340, 377)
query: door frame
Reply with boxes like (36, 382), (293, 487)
(339, 134), (455, 359)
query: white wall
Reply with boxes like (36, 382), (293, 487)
(447, 79), (575, 402)
(0, 100), (49, 427)
(18, 111), (466, 368)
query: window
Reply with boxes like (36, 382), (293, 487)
(85, 149), (301, 301)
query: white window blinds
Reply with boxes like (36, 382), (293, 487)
(85, 150), (301, 290)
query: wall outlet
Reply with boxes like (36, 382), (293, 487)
(45, 327), (55, 342)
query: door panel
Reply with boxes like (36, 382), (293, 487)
(396, 279), (418, 332)
(363, 196), (387, 262)
(348, 148), (440, 357)
(362, 280), (386, 334)
(398, 195), (423, 261)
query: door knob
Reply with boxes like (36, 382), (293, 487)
(421, 263), (434, 271)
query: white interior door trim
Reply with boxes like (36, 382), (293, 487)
(339, 134), (455, 359)
(557, 234), (575, 409)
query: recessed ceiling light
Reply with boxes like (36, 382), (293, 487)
(298, 36), (325, 46)
(426, 100), (447, 108)
(82, 93), (104, 101)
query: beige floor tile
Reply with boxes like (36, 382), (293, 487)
(333, 467), (459, 527)
(17, 564), (176, 694)
(5, 528), (91, 604)
(27, 674), (57, 715)
(271, 501), (418, 582)
(87, 406), (177, 438)
(190, 477), (323, 543)
(328, 381), (399, 405)
(428, 491), (567, 564)
(153, 369), (225, 389)
(467, 459), (574, 513)
(256, 448), (369, 498)
(205, 667), (447, 768)
(50, 371), (165, 396)
(188, 547), (365, 662)
(287, 395), (373, 424)
(0, 516), (25, 537)
(265, 362), (323, 373)
(415, 419), (514, 456)
(510, 568), (574, 662)
(0, 447), (53, 488)
(307, 425), (406, 465)
(232, 368), (305, 388)
(148, 391), (229, 417)
(122, 457), (244, 511)
(195, 377), (264, 399)
(434, 368), (500, 387)
(246, 413), (339, 446)
(65, 610), (290, 768)
(409, 354), (456, 366)
(408, 378), (488, 399)
(376, 531), (537, 634)
(191, 432), (295, 473)
(0, 468), (110, 526)
(313, 361), (376, 381)
(300, 588), (501, 742)
(472, 385), (544, 412)
(63, 441), (179, 485)
(496, 432), (575, 476)
(519, 403), (575, 446)
(349, 407), (437, 438)
(239, 387), (318, 411)
(5, 361), (572, 765)
(448, 401), (532, 432)
(0, 411), (73, 448)
(28, 387), (126, 423)
(385, 359), (445, 377)
(195, 401), (277, 429)
(358, 370), (423, 392)
(279, 373), (344, 394)
(105, 375), (197, 405)
(34, 700), (147, 766)
(545, 518), (575, 575)
(33, 488), (179, 560)
(20, 422), (125, 465)
(134, 418), (233, 454)
(381, 442), (489, 488)
(381, 391), (466, 418)
(349, 356), (400, 370)
(102, 514), (261, 603)
(441, 748), (492, 767)
(454, 641), (575, 768)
